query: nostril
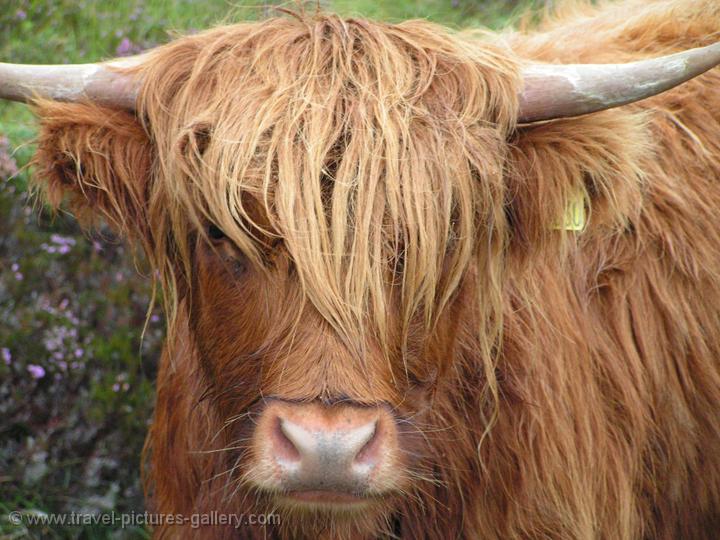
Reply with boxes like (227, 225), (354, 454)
(354, 419), (382, 466)
(271, 417), (302, 463)
(344, 419), (377, 462)
(279, 417), (320, 459)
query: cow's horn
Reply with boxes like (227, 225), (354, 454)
(518, 42), (720, 123)
(0, 55), (144, 110)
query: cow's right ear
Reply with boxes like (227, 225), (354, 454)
(31, 100), (154, 241)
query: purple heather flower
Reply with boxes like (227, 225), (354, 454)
(1, 348), (11, 365)
(50, 234), (75, 246)
(15, 10), (26, 21)
(27, 364), (46, 379)
(116, 37), (132, 56)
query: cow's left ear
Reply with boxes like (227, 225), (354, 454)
(505, 109), (647, 255)
(32, 100), (154, 241)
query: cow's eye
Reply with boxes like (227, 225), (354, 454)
(208, 223), (226, 241)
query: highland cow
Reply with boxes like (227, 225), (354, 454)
(2, 0), (720, 538)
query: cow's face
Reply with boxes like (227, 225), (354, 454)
(130, 17), (515, 528)
(185, 195), (469, 511)
(32, 15), (516, 536)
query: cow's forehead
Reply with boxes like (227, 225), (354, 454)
(135, 14), (516, 344)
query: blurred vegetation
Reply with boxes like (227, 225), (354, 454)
(0, 0), (534, 537)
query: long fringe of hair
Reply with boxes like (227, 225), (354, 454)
(133, 12), (521, 415)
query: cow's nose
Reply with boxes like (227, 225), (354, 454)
(255, 400), (395, 496)
(278, 415), (377, 470)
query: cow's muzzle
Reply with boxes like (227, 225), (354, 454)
(249, 399), (401, 506)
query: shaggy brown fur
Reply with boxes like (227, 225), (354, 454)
(30, 0), (720, 538)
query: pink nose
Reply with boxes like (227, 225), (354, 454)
(254, 401), (395, 495)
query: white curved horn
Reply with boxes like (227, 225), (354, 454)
(518, 42), (720, 123)
(0, 55), (144, 110)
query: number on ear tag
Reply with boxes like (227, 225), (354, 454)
(555, 191), (587, 232)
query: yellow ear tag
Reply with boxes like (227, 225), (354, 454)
(555, 191), (587, 231)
